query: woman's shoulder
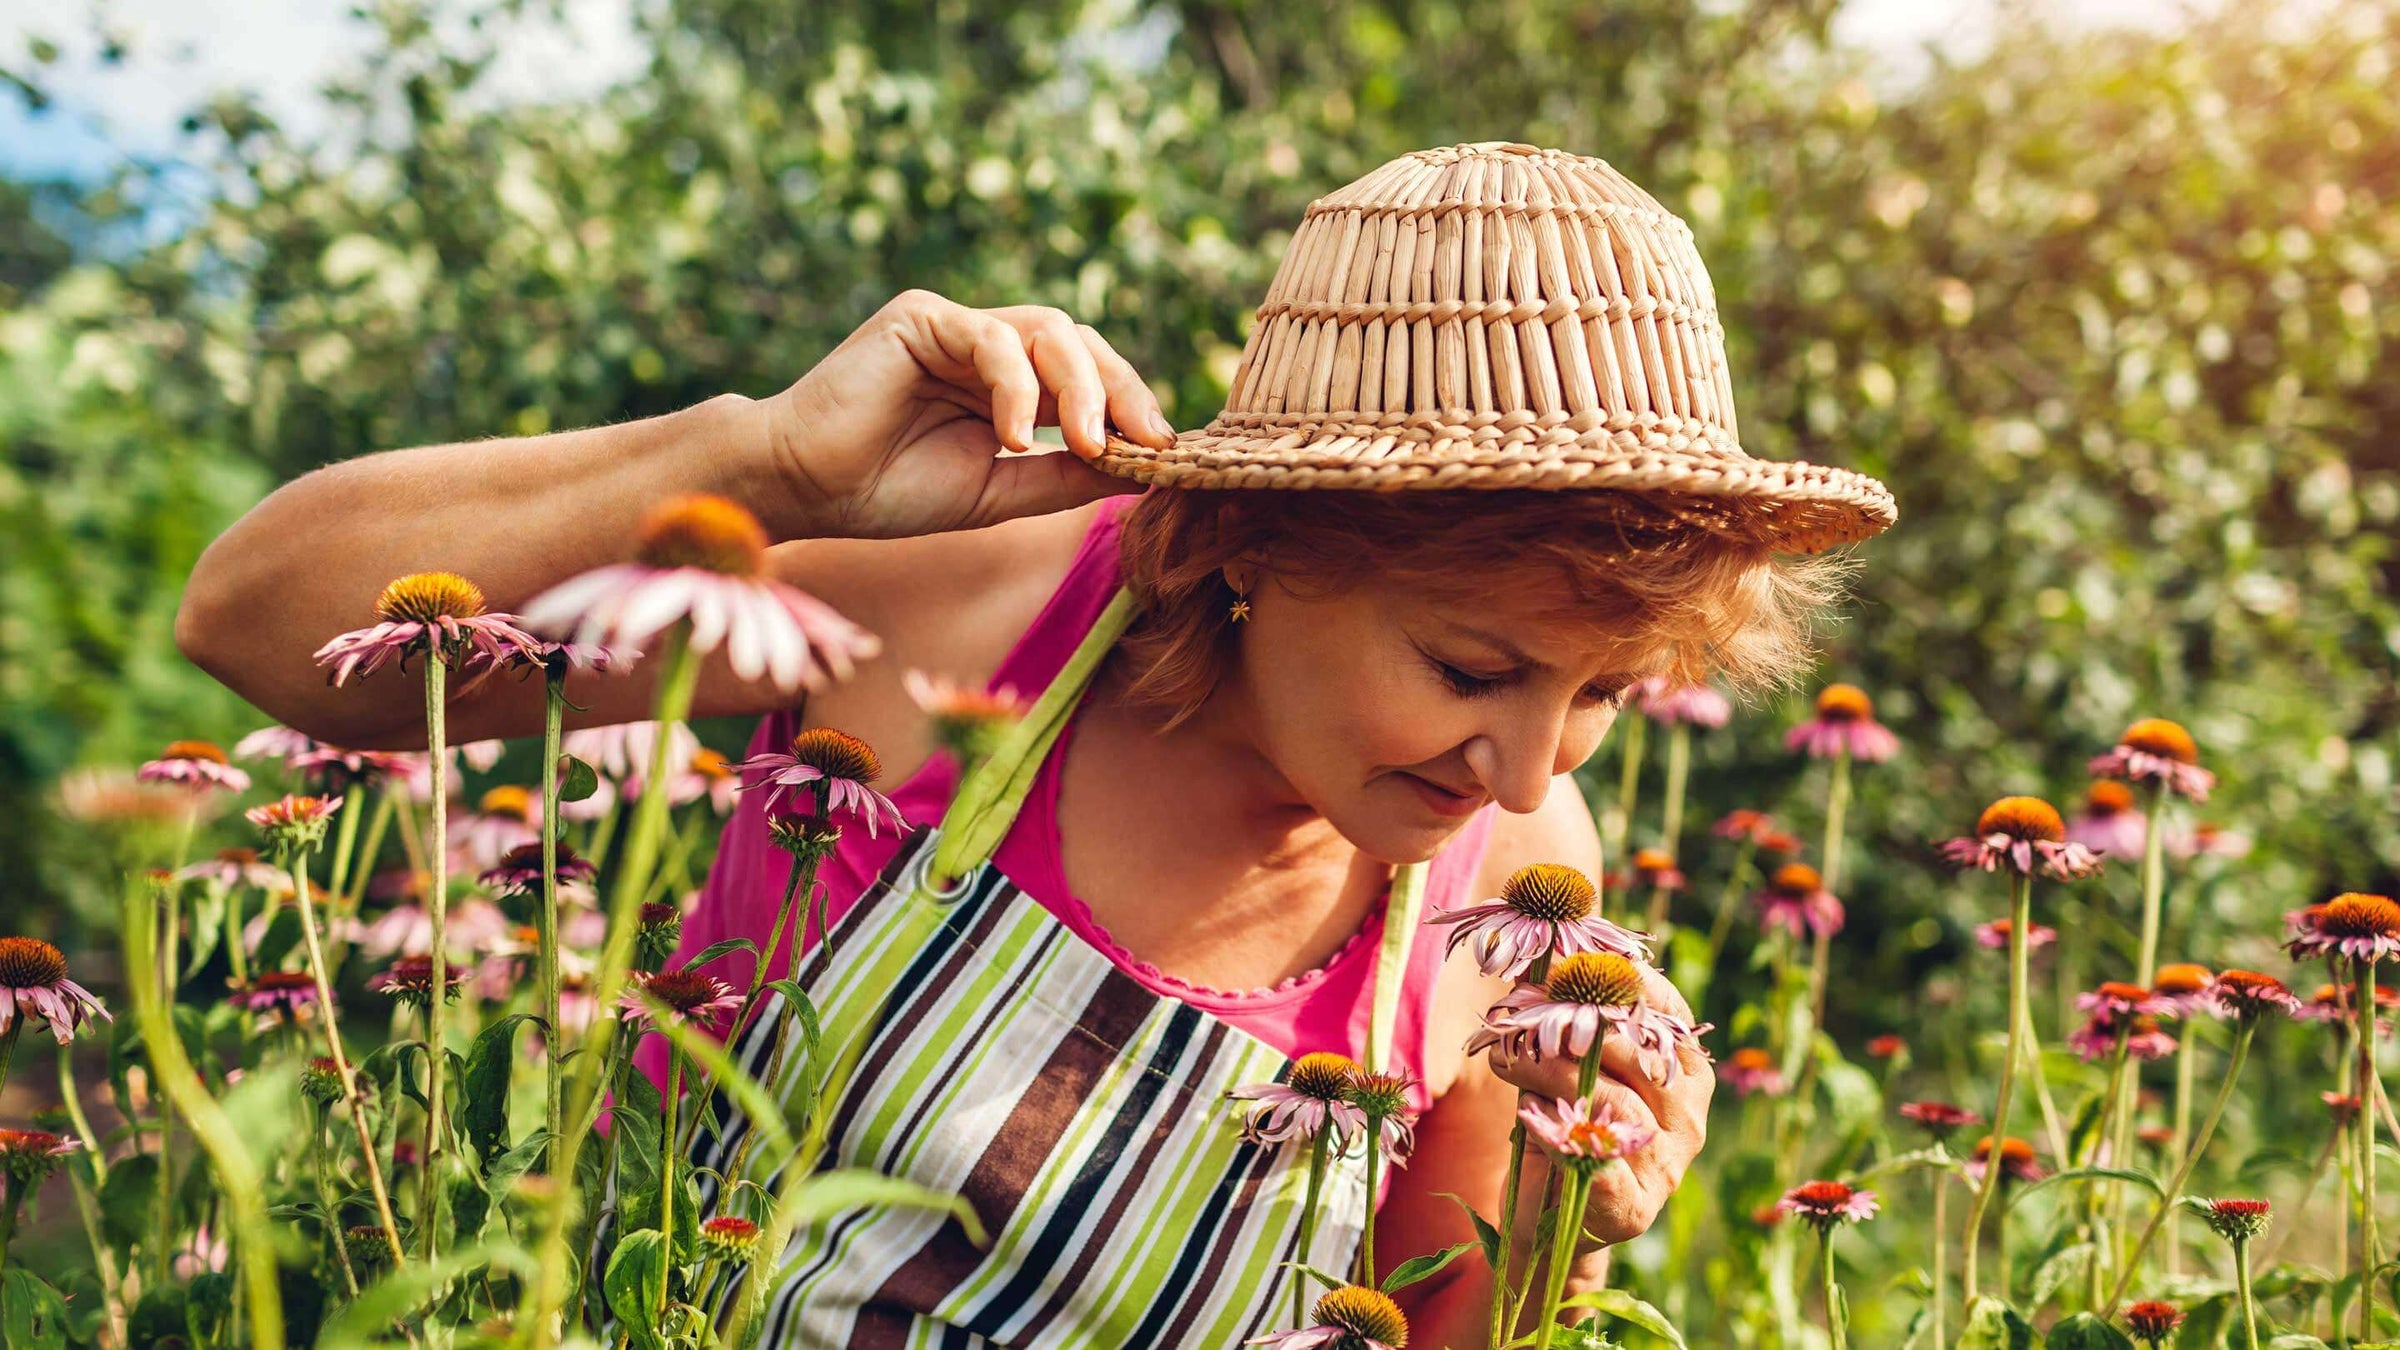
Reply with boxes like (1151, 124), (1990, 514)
(759, 498), (1111, 776)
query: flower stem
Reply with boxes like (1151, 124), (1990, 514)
(660, 1048), (684, 1316)
(1532, 1166), (1595, 1350)
(56, 1040), (105, 1181)
(420, 653), (450, 1263)
(1358, 1124), (1383, 1289)
(1660, 723), (1691, 860)
(2104, 1021), (2254, 1314)
(1819, 1228), (1848, 1350)
(2234, 1235), (2260, 1350)
(289, 845), (408, 1266)
(1295, 1128), (1332, 1326)
(1488, 952), (1554, 1349)
(2168, 1029), (2197, 1276)
(312, 1109), (362, 1297)
(540, 670), (567, 1174)
(1963, 873), (2030, 1304)
(0, 1022), (19, 1101)
(2362, 959), (2382, 1341)
(1606, 716), (1647, 913)
(327, 790), (364, 910)
(2133, 781), (2167, 987)
(1931, 1172), (1948, 1347)
(1819, 748), (1853, 893)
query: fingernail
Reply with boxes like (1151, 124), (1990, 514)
(1086, 411), (1108, 450)
(1147, 410), (1176, 444)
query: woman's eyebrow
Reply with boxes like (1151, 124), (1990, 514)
(1438, 619), (1651, 686)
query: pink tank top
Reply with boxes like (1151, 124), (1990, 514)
(661, 496), (1497, 1111)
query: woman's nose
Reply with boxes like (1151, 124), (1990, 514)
(1463, 704), (1615, 815)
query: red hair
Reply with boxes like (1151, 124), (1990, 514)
(1115, 489), (1853, 727)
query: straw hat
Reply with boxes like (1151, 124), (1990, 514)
(1096, 142), (1897, 554)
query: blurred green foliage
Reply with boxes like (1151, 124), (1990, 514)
(2, 0), (2397, 1337)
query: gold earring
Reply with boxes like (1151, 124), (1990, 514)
(1228, 594), (1251, 624)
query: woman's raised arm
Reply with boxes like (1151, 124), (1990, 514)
(174, 291), (1171, 750)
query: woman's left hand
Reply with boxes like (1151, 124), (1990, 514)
(1484, 964), (1715, 1245)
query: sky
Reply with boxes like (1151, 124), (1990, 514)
(0, 0), (2197, 183)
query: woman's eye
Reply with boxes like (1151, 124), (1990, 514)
(1437, 662), (1505, 698)
(1584, 684), (1631, 708)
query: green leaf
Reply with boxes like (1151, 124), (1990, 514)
(604, 1228), (671, 1350)
(1442, 1191), (1505, 1271)
(2266, 1337), (2335, 1349)
(1559, 1288), (1687, 1348)
(1955, 1295), (2039, 1350)
(315, 1239), (535, 1350)
(0, 1269), (70, 1350)
(251, 904), (304, 973)
(486, 1129), (554, 1195)
(184, 882), (226, 979)
(2029, 1241), (2093, 1311)
(2046, 1311), (2137, 1349)
(785, 1167), (988, 1245)
(1854, 1145), (1967, 1185)
(125, 1283), (188, 1350)
(559, 754), (600, 803)
(461, 1011), (539, 1167)
(99, 1152), (159, 1256)
(2009, 1166), (2164, 1210)
(687, 937), (759, 971)
(1381, 1240), (1474, 1294)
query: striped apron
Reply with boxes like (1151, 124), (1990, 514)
(690, 588), (1429, 1347)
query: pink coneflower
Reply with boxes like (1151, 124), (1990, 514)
(2088, 718), (2215, 802)
(313, 572), (539, 686)
(2295, 982), (2391, 1029)
(2150, 963), (2217, 1018)
(905, 670), (1030, 766)
(233, 725), (317, 767)
(2077, 981), (2168, 1022)
(174, 847), (290, 892)
(675, 748), (742, 815)
(368, 955), (470, 1008)
(0, 1128), (81, 1188)
(1605, 847), (1684, 895)
(1518, 1095), (1654, 1165)
(1712, 809), (1782, 844)
(1229, 1052), (1366, 1147)
(1777, 1180), (1878, 1230)
(1246, 1286), (1408, 1350)
(453, 784), (540, 870)
(228, 970), (322, 1020)
(1754, 862), (1843, 940)
(510, 636), (636, 678)
(1966, 1136), (2046, 1185)
(2168, 820), (2253, 861)
(698, 1215), (762, 1262)
(299, 1057), (346, 1106)
(522, 493), (878, 694)
(356, 897), (510, 961)
(2070, 1012), (2177, 1062)
(620, 967), (743, 1032)
(2285, 893), (2400, 964)
(1466, 952), (1710, 1085)
(138, 740), (252, 794)
(1940, 796), (2102, 880)
(54, 768), (192, 825)
(453, 739), (507, 773)
(734, 728), (907, 837)
(1430, 863), (1646, 981)
(478, 842), (597, 895)
(287, 745), (429, 793)
(635, 902), (684, 969)
(2211, 969), (2300, 1023)
(556, 973), (599, 1037)
(2123, 1300), (2184, 1348)
(1975, 918), (2057, 951)
(2067, 780), (2148, 858)
(1345, 1069), (1420, 1165)
(1636, 677), (1731, 728)
(1785, 684), (1900, 763)
(1722, 1047), (1787, 1098)
(2324, 1092), (2364, 1126)
(0, 938), (110, 1044)
(562, 720), (700, 785)
(1866, 1034), (1906, 1061)
(1900, 1101), (1982, 1140)
(244, 793), (346, 854)
(2194, 1196), (2271, 1243)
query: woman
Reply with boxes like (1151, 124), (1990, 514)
(179, 142), (1893, 1345)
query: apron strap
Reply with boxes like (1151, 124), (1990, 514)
(922, 583), (1428, 1075)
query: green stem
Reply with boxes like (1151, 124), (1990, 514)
(2235, 1236), (2260, 1350)
(1358, 1122), (1382, 1289)
(1607, 716), (1646, 914)
(2362, 960), (2382, 1342)
(313, 1110), (362, 1297)
(327, 790), (363, 911)
(660, 1048), (683, 1316)
(2133, 782), (2167, 987)
(343, 789), (398, 916)
(2168, 1030), (2197, 1276)
(0, 1022), (19, 1100)
(527, 630), (703, 1350)
(420, 654), (450, 1263)
(1963, 873), (2030, 1304)
(1487, 952), (1554, 1350)
(1702, 844), (1759, 968)
(290, 843), (408, 1266)
(541, 672), (567, 1174)
(63, 1144), (126, 1344)
(56, 1040), (105, 1180)
(1295, 1129), (1332, 1326)
(1819, 748), (1853, 893)
(1819, 1228), (1847, 1350)
(1532, 1166), (1595, 1350)
(1659, 723), (1690, 860)
(2105, 1021), (2255, 1313)
(1931, 1173), (1948, 1348)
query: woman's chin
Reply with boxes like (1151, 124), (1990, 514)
(1327, 806), (1476, 869)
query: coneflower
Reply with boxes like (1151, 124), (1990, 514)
(1231, 1051), (1362, 1322)
(313, 572), (538, 688)
(2284, 893), (2400, 965)
(1754, 862), (1843, 941)
(2122, 1300), (2184, 1349)
(1901, 1101), (1982, 1140)
(2067, 779), (2148, 858)
(454, 784), (539, 871)
(634, 902), (684, 972)
(1520, 1097), (1655, 1349)
(2069, 1010), (2176, 1063)
(2188, 1198), (2270, 1347)
(904, 670), (1030, 768)
(0, 937), (112, 1060)
(368, 956), (470, 1009)
(1723, 1047), (1788, 1099)
(1974, 918), (2057, 951)
(245, 793), (346, 856)
(1785, 684), (1900, 764)
(2089, 718), (2215, 803)
(479, 841), (596, 895)
(678, 747), (743, 816)
(1466, 952), (1708, 1086)
(1247, 1285), (1408, 1350)
(173, 847), (290, 894)
(1967, 1136), (2046, 1186)
(1344, 1069), (1419, 1288)
(2150, 963), (2217, 1018)
(1941, 797), (2102, 881)
(619, 967), (742, 1032)
(734, 727), (908, 838)
(1430, 863), (1646, 981)
(137, 740), (252, 794)
(226, 970), (321, 1022)
(1866, 1034), (1906, 1061)
(698, 1214), (762, 1264)
(1779, 1181), (1878, 1350)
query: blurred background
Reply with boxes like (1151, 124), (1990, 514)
(2, 0), (2397, 1337)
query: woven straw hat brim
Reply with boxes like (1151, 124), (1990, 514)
(1099, 140), (1897, 555)
(1099, 418), (1896, 555)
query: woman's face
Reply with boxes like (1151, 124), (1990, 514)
(1229, 566), (1656, 864)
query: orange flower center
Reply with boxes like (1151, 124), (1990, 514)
(2320, 893), (2400, 940)
(789, 727), (882, 784)
(1564, 1118), (1626, 1155)
(1312, 1286), (1409, 1348)
(635, 494), (769, 575)
(1787, 1180), (1854, 1209)
(2083, 780), (2136, 815)
(1730, 1047), (1775, 1072)
(1770, 862), (1823, 895)
(0, 937), (69, 989)
(1814, 683), (1873, 721)
(1548, 952), (1646, 1008)
(1288, 1052), (1360, 1101)
(1975, 796), (2066, 843)
(1499, 863), (1596, 921)
(692, 748), (734, 781)
(218, 847), (261, 865)
(2096, 981), (2151, 1004)
(160, 739), (230, 765)
(2153, 964), (2213, 996)
(2120, 717), (2199, 765)
(479, 785), (533, 821)
(375, 572), (488, 624)
(1632, 848), (1676, 874)
(2214, 970), (2283, 1002)
(640, 969), (725, 1015)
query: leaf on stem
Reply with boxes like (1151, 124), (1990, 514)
(2043, 1311), (2135, 1349)
(1559, 1288), (1688, 1348)
(1380, 1240), (1475, 1294)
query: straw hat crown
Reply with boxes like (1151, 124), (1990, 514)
(1097, 141), (1896, 553)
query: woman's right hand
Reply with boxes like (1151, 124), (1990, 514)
(754, 289), (1177, 542)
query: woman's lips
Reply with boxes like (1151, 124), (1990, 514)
(1399, 771), (1484, 818)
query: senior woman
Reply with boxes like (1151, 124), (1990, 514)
(179, 142), (1893, 1346)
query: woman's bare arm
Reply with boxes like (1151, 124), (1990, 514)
(175, 291), (1171, 750)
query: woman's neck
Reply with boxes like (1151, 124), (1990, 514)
(1081, 655), (1335, 860)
